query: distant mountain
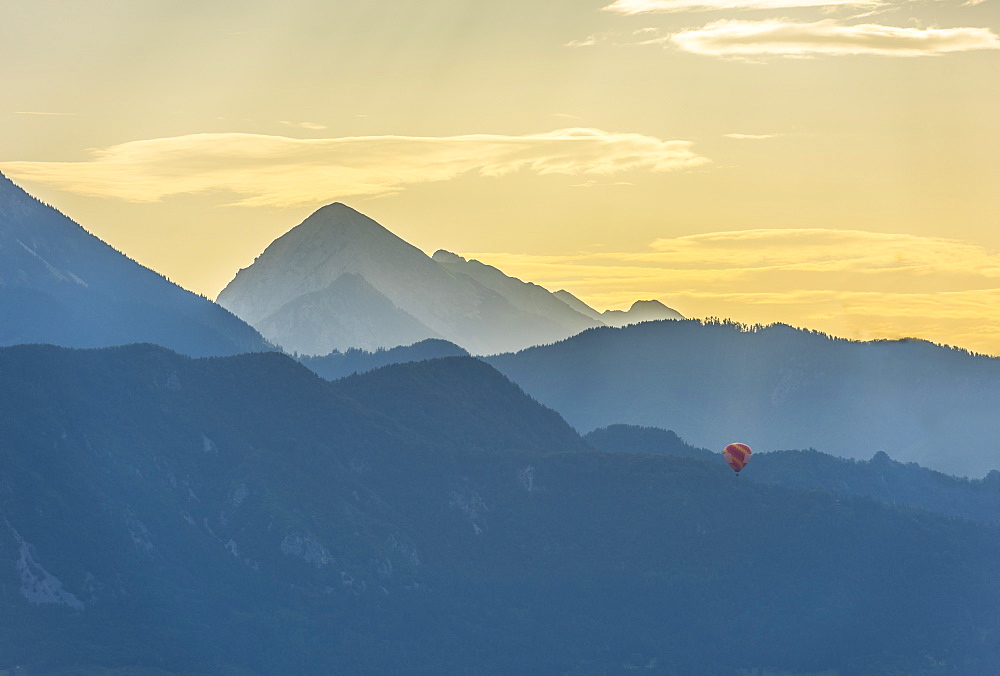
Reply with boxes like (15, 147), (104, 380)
(552, 290), (683, 327)
(601, 299), (683, 326)
(255, 272), (438, 354)
(552, 289), (606, 321)
(2, 343), (999, 674)
(217, 204), (596, 355)
(431, 250), (600, 337)
(299, 337), (468, 380)
(217, 204), (681, 356)
(0, 172), (271, 357)
(586, 424), (1000, 526)
(487, 318), (1000, 477)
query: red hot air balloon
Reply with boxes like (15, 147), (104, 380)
(724, 443), (752, 474)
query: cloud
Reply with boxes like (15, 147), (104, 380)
(565, 33), (611, 47)
(644, 229), (1000, 276)
(670, 19), (1000, 57)
(725, 132), (781, 139)
(470, 229), (1000, 286)
(603, 0), (880, 13)
(0, 129), (709, 207)
(464, 229), (1000, 354)
(279, 120), (327, 130)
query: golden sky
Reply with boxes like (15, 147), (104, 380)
(2, 0), (999, 353)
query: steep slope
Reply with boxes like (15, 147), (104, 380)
(432, 249), (599, 337)
(553, 289), (605, 321)
(0, 172), (271, 356)
(487, 319), (1000, 477)
(217, 204), (581, 355)
(1, 344), (999, 674)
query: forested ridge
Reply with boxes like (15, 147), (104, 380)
(1, 344), (997, 674)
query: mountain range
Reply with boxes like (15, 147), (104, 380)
(6, 167), (997, 479)
(216, 203), (682, 356)
(486, 319), (1000, 478)
(586, 423), (1000, 526)
(0, 172), (272, 357)
(3, 173), (1000, 673)
(2, 343), (998, 674)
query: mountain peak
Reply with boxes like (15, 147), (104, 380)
(625, 299), (683, 320)
(314, 201), (360, 216)
(244, 202), (423, 273)
(630, 299), (664, 310)
(294, 202), (393, 237)
(432, 249), (465, 264)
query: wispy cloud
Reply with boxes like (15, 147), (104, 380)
(644, 229), (1000, 275)
(471, 229), (1000, 285)
(603, 0), (880, 13)
(0, 129), (709, 207)
(465, 229), (1000, 353)
(279, 120), (327, 130)
(565, 33), (612, 47)
(725, 132), (781, 139)
(670, 19), (1000, 57)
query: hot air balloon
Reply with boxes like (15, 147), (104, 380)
(724, 443), (752, 475)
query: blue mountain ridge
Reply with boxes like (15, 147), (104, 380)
(1, 343), (998, 674)
(0, 172), (272, 357)
(487, 318), (1000, 477)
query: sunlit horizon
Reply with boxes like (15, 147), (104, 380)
(3, 0), (998, 355)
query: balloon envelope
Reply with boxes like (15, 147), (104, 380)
(724, 443), (752, 473)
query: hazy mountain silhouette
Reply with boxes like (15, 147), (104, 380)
(218, 204), (682, 355)
(487, 318), (1000, 477)
(298, 337), (468, 380)
(217, 204), (594, 355)
(602, 299), (684, 326)
(2, 343), (999, 674)
(432, 249), (601, 336)
(587, 424), (1000, 526)
(552, 289), (604, 321)
(552, 290), (683, 326)
(0, 173), (271, 356)
(255, 272), (438, 354)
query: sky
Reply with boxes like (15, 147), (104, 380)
(2, 0), (999, 353)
